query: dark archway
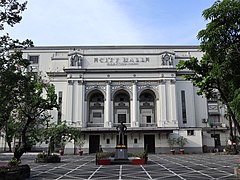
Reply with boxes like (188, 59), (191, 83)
(139, 90), (156, 127)
(87, 90), (104, 127)
(113, 90), (130, 125)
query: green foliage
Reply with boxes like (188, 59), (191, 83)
(8, 158), (21, 167)
(128, 151), (146, 159)
(0, 0), (27, 30)
(36, 152), (60, 163)
(177, 0), (240, 134)
(0, 0), (36, 160)
(176, 136), (188, 148)
(224, 145), (239, 155)
(39, 121), (81, 155)
(75, 137), (85, 149)
(168, 137), (177, 149)
(96, 152), (114, 160)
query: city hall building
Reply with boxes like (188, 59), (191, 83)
(1, 46), (229, 154)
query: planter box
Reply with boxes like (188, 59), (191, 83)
(97, 159), (111, 165)
(0, 164), (30, 180)
(234, 167), (240, 178)
(131, 159), (145, 165)
(170, 150), (175, 155)
(35, 154), (61, 163)
(179, 149), (185, 155)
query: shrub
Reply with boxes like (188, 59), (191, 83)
(36, 153), (61, 163)
(128, 151), (146, 159)
(8, 158), (21, 167)
(96, 152), (114, 160)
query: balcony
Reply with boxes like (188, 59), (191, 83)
(140, 123), (157, 127)
(87, 122), (104, 127)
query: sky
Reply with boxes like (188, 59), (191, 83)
(4, 0), (216, 46)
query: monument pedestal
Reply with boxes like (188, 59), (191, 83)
(114, 145), (128, 160)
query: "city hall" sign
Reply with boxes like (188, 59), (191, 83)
(94, 57), (150, 66)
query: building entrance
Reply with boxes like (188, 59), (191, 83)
(144, 135), (155, 153)
(89, 135), (100, 153)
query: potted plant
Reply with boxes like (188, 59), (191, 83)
(234, 164), (240, 178)
(177, 136), (188, 154)
(128, 151), (147, 165)
(75, 137), (85, 156)
(59, 140), (66, 156)
(168, 137), (177, 155)
(96, 152), (114, 165)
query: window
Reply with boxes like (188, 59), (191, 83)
(118, 114), (126, 123)
(106, 139), (110, 144)
(146, 116), (151, 123)
(181, 90), (187, 123)
(93, 112), (102, 118)
(187, 130), (194, 136)
(58, 91), (62, 103)
(57, 91), (62, 123)
(29, 55), (39, 64)
(134, 138), (138, 144)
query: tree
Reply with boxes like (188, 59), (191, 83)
(177, 0), (240, 137)
(0, 0), (33, 131)
(4, 116), (21, 152)
(12, 73), (58, 161)
(40, 121), (81, 156)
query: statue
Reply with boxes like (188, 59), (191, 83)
(116, 122), (127, 145)
(162, 53), (173, 66)
(70, 54), (82, 67)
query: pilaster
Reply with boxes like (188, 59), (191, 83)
(158, 80), (167, 127)
(131, 80), (139, 127)
(169, 79), (178, 126)
(66, 80), (74, 122)
(104, 81), (112, 127)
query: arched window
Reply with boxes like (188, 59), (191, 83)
(139, 90), (156, 126)
(88, 91), (104, 126)
(113, 90), (130, 125)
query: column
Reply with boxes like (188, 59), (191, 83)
(104, 81), (112, 127)
(169, 79), (178, 127)
(72, 81), (78, 123)
(158, 80), (167, 127)
(82, 82), (86, 128)
(77, 80), (85, 127)
(131, 80), (139, 127)
(66, 80), (74, 122)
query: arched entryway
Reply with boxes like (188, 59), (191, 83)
(113, 90), (130, 126)
(87, 90), (104, 127)
(139, 89), (156, 127)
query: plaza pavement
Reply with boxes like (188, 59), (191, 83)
(0, 152), (240, 179)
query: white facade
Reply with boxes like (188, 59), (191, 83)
(0, 46), (229, 153)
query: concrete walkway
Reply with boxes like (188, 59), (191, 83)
(0, 153), (239, 179)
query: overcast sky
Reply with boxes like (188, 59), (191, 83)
(4, 0), (216, 46)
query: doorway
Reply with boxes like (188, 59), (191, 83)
(144, 135), (155, 153)
(89, 135), (100, 153)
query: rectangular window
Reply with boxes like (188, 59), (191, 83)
(134, 138), (138, 144)
(57, 91), (62, 123)
(187, 130), (194, 136)
(181, 90), (187, 123)
(93, 112), (102, 118)
(58, 91), (62, 104)
(146, 116), (151, 123)
(29, 55), (39, 64)
(118, 114), (126, 123)
(106, 139), (110, 144)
